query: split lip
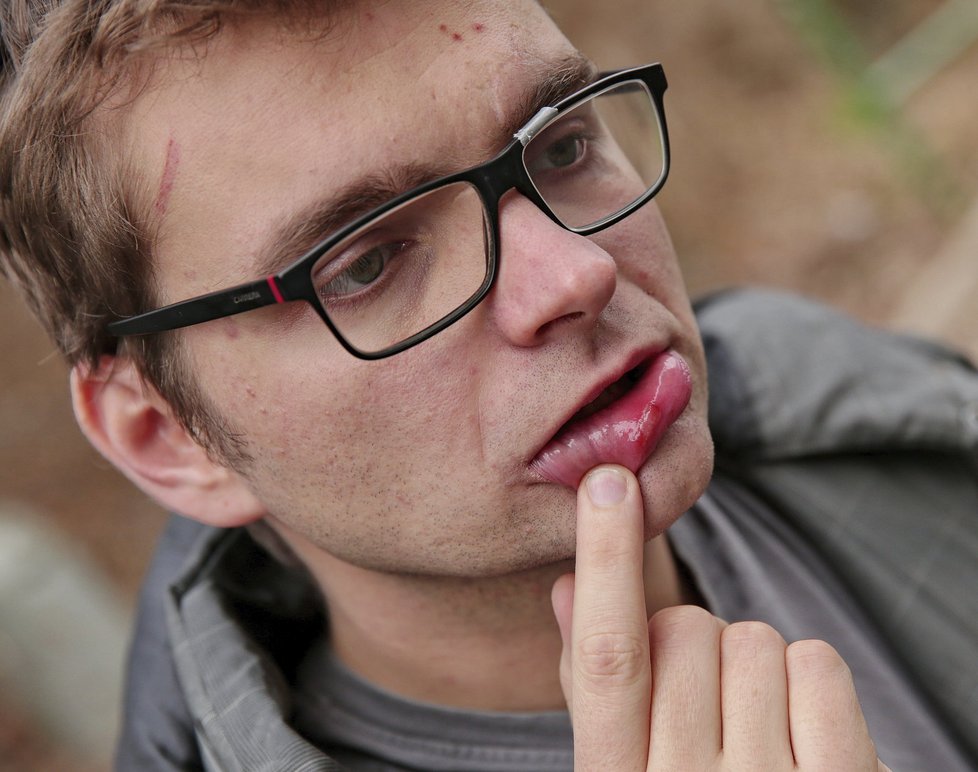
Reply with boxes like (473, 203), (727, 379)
(528, 347), (692, 489)
(527, 344), (671, 464)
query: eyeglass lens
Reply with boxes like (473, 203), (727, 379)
(310, 78), (664, 354)
(524, 80), (665, 231)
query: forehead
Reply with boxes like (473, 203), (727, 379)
(124, 0), (579, 296)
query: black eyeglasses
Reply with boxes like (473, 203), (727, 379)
(108, 63), (670, 359)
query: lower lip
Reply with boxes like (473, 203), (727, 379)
(530, 350), (692, 489)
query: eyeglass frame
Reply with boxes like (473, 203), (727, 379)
(107, 62), (671, 360)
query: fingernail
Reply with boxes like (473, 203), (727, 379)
(585, 468), (627, 507)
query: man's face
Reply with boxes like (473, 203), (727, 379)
(126, 0), (714, 576)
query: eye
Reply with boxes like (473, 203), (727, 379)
(526, 119), (594, 177)
(319, 241), (407, 298)
(346, 249), (385, 285)
(541, 134), (587, 170)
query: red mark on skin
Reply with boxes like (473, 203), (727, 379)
(154, 138), (181, 217)
(473, 23), (485, 32)
(365, 11), (374, 21)
(437, 23), (463, 40)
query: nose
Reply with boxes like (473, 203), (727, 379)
(489, 193), (617, 347)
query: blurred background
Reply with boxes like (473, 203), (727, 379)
(1, 0), (976, 768)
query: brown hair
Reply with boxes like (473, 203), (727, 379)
(0, 0), (339, 463)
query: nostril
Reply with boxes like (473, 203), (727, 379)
(535, 311), (586, 340)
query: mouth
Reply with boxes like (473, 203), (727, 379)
(568, 361), (648, 424)
(530, 349), (692, 489)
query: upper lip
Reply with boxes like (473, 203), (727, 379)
(527, 342), (669, 464)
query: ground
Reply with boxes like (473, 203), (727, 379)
(1, 0), (976, 768)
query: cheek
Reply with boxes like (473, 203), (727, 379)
(199, 337), (486, 502)
(600, 204), (672, 268)
(599, 208), (691, 310)
(203, 340), (519, 572)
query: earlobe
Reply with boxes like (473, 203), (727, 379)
(70, 356), (265, 528)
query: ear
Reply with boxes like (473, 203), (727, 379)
(71, 356), (265, 528)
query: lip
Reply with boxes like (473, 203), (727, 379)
(529, 349), (692, 489)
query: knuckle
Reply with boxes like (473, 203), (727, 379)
(722, 620), (786, 652)
(649, 604), (718, 646)
(786, 638), (850, 680)
(576, 630), (648, 686)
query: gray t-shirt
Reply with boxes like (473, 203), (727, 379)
(292, 643), (573, 771)
(292, 474), (972, 771)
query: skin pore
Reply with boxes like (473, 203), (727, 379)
(84, 0), (715, 711)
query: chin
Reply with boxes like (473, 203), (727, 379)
(635, 412), (714, 541)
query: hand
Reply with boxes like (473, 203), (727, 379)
(550, 464), (890, 771)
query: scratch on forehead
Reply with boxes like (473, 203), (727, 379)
(488, 28), (533, 127)
(154, 137), (181, 217)
(485, 14), (586, 128)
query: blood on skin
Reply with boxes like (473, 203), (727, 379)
(154, 137), (181, 217)
(437, 23), (464, 41)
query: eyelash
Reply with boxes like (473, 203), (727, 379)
(314, 239), (412, 312)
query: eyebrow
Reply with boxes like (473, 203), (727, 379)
(255, 162), (452, 276)
(254, 52), (598, 277)
(508, 53), (598, 138)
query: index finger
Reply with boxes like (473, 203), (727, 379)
(570, 465), (651, 771)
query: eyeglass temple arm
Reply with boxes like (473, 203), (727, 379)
(107, 275), (287, 336)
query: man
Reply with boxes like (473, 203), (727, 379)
(1, 1), (976, 770)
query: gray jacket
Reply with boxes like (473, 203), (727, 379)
(115, 289), (978, 771)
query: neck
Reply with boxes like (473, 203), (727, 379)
(274, 524), (688, 712)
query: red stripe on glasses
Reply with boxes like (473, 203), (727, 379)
(266, 276), (285, 304)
